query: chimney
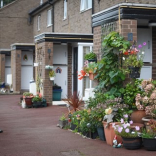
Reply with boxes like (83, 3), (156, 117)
(1, 0), (3, 8)
(40, 0), (43, 5)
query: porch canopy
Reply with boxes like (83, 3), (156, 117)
(34, 33), (93, 43)
(92, 3), (156, 27)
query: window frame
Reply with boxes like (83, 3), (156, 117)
(47, 9), (52, 27)
(63, 0), (67, 20)
(37, 15), (41, 31)
(80, 0), (92, 12)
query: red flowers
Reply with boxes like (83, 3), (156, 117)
(78, 70), (87, 80)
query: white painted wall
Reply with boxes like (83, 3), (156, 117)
(5, 56), (11, 85)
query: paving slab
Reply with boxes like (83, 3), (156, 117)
(0, 95), (156, 156)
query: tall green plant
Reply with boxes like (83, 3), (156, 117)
(95, 32), (130, 97)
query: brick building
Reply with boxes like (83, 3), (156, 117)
(1, 0), (156, 104)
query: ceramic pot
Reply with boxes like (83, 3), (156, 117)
(122, 137), (142, 150)
(143, 138), (156, 151)
(131, 110), (146, 124)
(50, 77), (54, 81)
(24, 97), (33, 108)
(97, 126), (106, 141)
(102, 122), (122, 146)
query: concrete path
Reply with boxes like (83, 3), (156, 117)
(0, 95), (155, 156)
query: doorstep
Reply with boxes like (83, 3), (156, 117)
(52, 101), (67, 106)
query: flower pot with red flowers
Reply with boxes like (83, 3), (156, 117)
(23, 92), (33, 108)
(122, 41), (146, 78)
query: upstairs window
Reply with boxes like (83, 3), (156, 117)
(47, 9), (52, 27)
(64, 0), (67, 19)
(37, 15), (41, 31)
(80, 0), (92, 12)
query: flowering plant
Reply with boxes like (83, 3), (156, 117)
(122, 41), (146, 73)
(113, 114), (141, 138)
(32, 93), (42, 102)
(135, 79), (156, 114)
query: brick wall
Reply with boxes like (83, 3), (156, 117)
(94, 0), (156, 14)
(0, 54), (5, 82)
(11, 49), (21, 92)
(67, 43), (72, 97)
(33, 0), (92, 36)
(35, 41), (53, 104)
(0, 0), (39, 49)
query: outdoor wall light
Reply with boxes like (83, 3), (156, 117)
(47, 48), (51, 60)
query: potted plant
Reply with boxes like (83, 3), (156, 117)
(49, 70), (55, 80)
(114, 114), (143, 150)
(133, 79), (156, 124)
(102, 97), (131, 146)
(122, 41), (146, 78)
(23, 92), (33, 108)
(32, 93), (42, 107)
(59, 114), (68, 129)
(45, 65), (53, 69)
(142, 119), (156, 150)
(84, 51), (97, 63)
(84, 62), (98, 80)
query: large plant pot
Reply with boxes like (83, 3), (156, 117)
(129, 66), (140, 78)
(33, 101), (42, 108)
(24, 97), (33, 108)
(143, 138), (156, 151)
(88, 59), (97, 63)
(122, 137), (142, 150)
(102, 122), (122, 146)
(97, 126), (106, 141)
(131, 110), (146, 124)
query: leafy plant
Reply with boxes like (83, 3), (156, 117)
(84, 52), (97, 60)
(60, 114), (66, 121)
(64, 91), (82, 111)
(123, 79), (143, 110)
(84, 62), (98, 74)
(49, 70), (55, 77)
(32, 93), (42, 102)
(23, 92), (33, 97)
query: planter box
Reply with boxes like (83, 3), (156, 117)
(143, 138), (156, 151)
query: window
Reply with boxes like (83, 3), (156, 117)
(47, 9), (52, 27)
(64, 0), (67, 19)
(80, 0), (92, 12)
(37, 15), (41, 31)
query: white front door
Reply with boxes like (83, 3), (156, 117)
(53, 66), (67, 99)
(53, 45), (68, 99)
(137, 28), (152, 80)
(21, 51), (33, 90)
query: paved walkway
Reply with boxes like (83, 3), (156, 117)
(0, 95), (156, 156)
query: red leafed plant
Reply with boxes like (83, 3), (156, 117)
(64, 91), (83, 111)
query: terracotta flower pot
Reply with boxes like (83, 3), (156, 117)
(102, 121), (122, 146)
(89, 73), (97, 80)
(130, 110), (146, 124)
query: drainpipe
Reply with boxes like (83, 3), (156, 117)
(92, 0), (94, 34)
(1, 0), (3, 8)
(48, 0), (54, 32)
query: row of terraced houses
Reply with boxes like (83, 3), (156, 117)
(0, 0), (156, 103)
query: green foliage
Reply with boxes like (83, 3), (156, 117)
(49, 70), (55, 77)
(102, 31), (130, 54)
(60, 114), (66, 121)
(123, 79), (143, 109)
(32, 94), (42, 102)
(23, 92), (33, 97)
(141, 128), (156, 139)
(84, 52), (97, 60)
(84, 62), (98, 74)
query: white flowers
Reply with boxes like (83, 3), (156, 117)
(122, 57), (125, 60)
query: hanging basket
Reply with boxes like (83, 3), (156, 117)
(88, 59), (97, 63)
(45, 65), (53, 70)
(50, 77), (54, 81)
(129, 66), (140, 78)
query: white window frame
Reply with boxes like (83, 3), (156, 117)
(37, 15), (41, 31)
(64, 0), (67, 19)
(80, 0), (92, 12)
(47, 9), (52, 27)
